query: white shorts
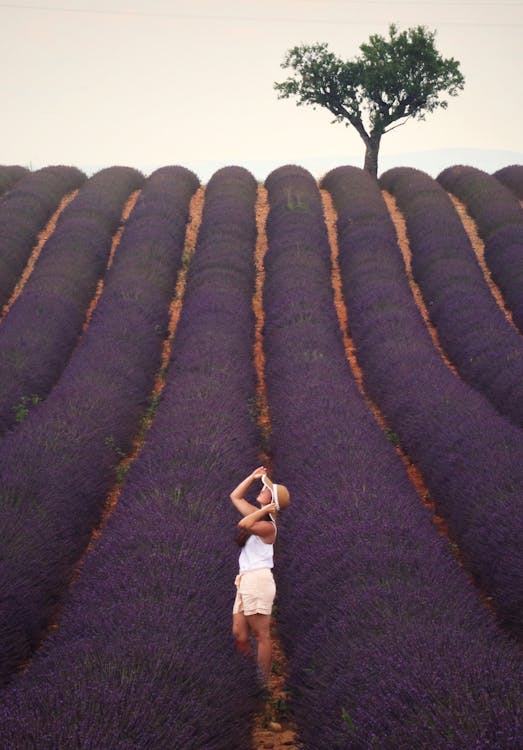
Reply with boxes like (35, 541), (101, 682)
(232, 568), (276, 616)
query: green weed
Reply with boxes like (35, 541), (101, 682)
(104, 435), (127, 460)
(285, 188), (308, 212)
(385, 427), (400, 447)
(13, 394), (42, 423)
(115, 463), (130, 484)
(341, 706), (356, 735)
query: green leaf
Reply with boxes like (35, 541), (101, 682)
(341, 706), (356, 734)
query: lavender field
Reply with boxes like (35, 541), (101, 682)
(0, 162), (522, 749)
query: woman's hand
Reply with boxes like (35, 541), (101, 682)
(251, 466), (267, 480)
(238, 501), (278, 530)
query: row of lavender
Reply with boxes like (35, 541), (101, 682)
(438, 165), (523, 332)
(0, 167), (261, 748)
(0, 165), (85, 309)
(0, 166), (199, 687)
(0, 166), (144, 435)
(379, 166), (523, 430)
(0, 165), (28, 197)
(493, 164), (523, 199)
(322, 165), (523, 637)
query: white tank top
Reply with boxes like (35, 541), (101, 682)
(238, 523), (276, 573)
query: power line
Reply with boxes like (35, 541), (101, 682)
(304, 0), (522, 4)
(0, 2), (521, 27)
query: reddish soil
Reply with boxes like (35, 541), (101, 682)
(381, 191), (458, 375)
(251, 621), (301, 750)
(448, 193), (517, 329)
(253, 185), (272, 466)
(252, 185), (301, 750)
(82, 190), (141, 332)
(153, 186), (206, 396)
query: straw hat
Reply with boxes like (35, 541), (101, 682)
(261, 474), (290, 510)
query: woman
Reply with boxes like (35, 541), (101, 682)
(230, 466), (290, 683)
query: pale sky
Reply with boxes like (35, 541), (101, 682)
(1, 0), (522, 180)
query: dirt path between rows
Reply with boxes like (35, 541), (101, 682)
(448, 193), (518, 330)
(82, 189), (141, 332)
(381, 190), (458, 375)
(251, 185), (301, 750)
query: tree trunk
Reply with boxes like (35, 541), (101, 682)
(362, 132), (381, 178)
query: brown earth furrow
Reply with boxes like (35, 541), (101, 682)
(82, 189), (141, 332)
(0, 189), (79, 323)
(382, 190), (458, 375)
(252, 185), (300, 750)
(254, 185), (272, 467)
(448, 192), (518, 330)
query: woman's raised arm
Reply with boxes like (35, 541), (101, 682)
(230, 466), (266, 517)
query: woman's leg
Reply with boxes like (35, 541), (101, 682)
(232, 612), (253, 658)
(246, 613), (272, 681)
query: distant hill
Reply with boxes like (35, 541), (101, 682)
(77, 147), (522, 182)
(377, 148), (523, 178)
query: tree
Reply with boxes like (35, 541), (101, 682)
(274, 24), (465, 177)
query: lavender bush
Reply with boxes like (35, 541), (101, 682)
(0, 166), (144, 435)
(0, 166), (198, 685)
(322, 165), (523, 639)
(380, 166), (523, 430)
(0, 165), (85, 307)
(261, 164), (523, 749)
(437, 165), (523, 331)
(0, 166), (261, 748)
(493, 165), (523, 200)
(0, 165), (28, 196)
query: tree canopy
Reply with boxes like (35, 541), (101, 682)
(274, 24), (465, 177)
